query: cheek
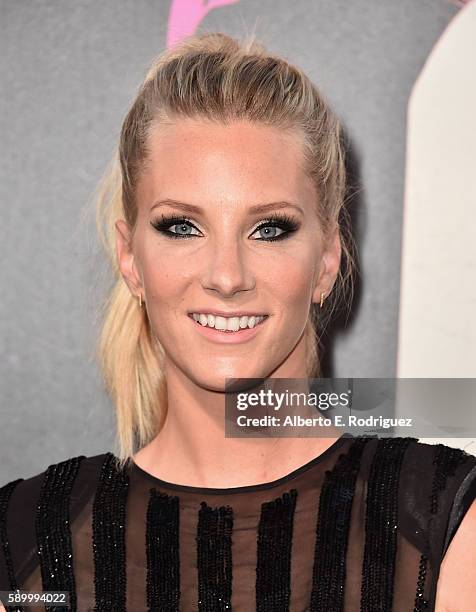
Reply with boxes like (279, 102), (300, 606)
(138, 242), (190, 306)
(137, 234), (318, 312)
(263, 249), (317, 308)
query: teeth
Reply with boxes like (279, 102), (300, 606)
(214, 316), (227, 331)
(227, 317), (240, 331)
(191, 313), (266, 331)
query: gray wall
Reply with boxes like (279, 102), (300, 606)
(0, 0), (459, 481)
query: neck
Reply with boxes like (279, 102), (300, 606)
(133, 349), (341, 488)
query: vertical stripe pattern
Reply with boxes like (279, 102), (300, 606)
(35, 456), (85, 612)
(256, 489), (297, 612)
(0, 478), (24, 612)
(311, 436), (369, 611)
(360, 437), (414, 612)
(196, 501), (234, 611)
(92, 452), (129, 612)
(146, 488), (180, 611)
(413, 445), (469, 611)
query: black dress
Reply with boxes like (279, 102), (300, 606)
(1, 434), (475, 611)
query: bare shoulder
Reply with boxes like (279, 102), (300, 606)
(435, 497), (476, 612)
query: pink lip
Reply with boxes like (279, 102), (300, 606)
(188, 314), (268, 344)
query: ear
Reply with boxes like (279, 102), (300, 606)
(115, 219), (143, 298)
(312, 225), (342, 304)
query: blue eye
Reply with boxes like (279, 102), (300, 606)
(150, 215), (201, 239)
(150, 213), (300, 242)
(251, 220), (294, 242)
(166, 221), (200, 237)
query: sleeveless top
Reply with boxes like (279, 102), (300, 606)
(1, 434), (476, 612)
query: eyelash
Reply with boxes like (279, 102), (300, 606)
(150, 213), (299, 242)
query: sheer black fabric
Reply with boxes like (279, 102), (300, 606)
(1, 434), (475, 611)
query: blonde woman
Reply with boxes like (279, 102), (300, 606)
(1, 32), (475, 612)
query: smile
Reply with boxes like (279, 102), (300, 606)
(187, 313), (269, 343)
(190, 313), (267, 331)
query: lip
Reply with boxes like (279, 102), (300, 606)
(188, 309), (268, 317)
(187, 313), (269, 344)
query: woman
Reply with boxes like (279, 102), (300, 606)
(1, 32), (475, 612)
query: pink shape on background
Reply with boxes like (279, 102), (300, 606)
(167, 0), (241, 48)
(166, 0), (472, 50)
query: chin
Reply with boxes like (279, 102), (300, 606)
(190, 361), (272, 391)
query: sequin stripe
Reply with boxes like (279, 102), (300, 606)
(35, 456), (85, 612)
(196, 501), (234, 611)
(256, 488), (298, 612)
(146, 488), (180, 611)
(0, 479), (24, 589)
(413, 445), (470, 612)
(360, 437), (414, 612)
(310, 437), (369, 612)
(0, 478), (24, 612)
(92, 452), (129, 612)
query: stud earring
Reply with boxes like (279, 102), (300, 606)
(320, 292), (325, 308)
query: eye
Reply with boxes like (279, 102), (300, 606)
(150, 212), (300, 242)
(251, 224), (286, 240)
(150, 215), (202, 239)
(250, 214), (300, 242)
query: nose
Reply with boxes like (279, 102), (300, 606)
(202, 237), (255, 297)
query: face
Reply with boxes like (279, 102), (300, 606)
(116, 118), (340, 391)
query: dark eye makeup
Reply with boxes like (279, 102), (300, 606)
(149, 212), (300, 242)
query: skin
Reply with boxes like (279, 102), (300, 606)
(0, 123), (474, 612)
(116, 117), (343, 488)
(112, 117), (476, 609)
(434, 497), (476, 611)
(0, 504), (473, 612)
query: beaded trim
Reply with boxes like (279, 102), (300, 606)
(256, 488), (298, 612)
(413, 445), (469, 611)
(92, 453), (129, 612)
(35, 455), (85, 612)
(360, 437), (414, 612)
(196, 501), (234, 611)
(146, 488), (180, 610)
(0, 478), (24, 612)
(310, 436), (369, 611)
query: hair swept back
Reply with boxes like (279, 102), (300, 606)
(95, 31), (356, 469)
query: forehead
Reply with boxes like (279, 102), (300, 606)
(136, 118), (316, 210)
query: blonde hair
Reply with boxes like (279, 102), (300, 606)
(95, 32), (356, 468)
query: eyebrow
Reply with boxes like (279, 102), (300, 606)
(149, 198), (304, 216)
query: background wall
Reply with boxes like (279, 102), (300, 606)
(0, 0), (468, 480)
(396, 0), (476, 454)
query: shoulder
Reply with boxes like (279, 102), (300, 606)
(401, 438), (476, 513)
(362, 437), (476, 558)
(363, 436), (476, 484)
(397, 438), (476, 541)
(0, 452), (111, 512)
(364, 435), (475, 465)
(0, 452), (111, 589)
(435, 497), (476, 612)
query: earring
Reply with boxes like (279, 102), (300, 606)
(320, 292), (325, 308)
(138, 294), (143, 308)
